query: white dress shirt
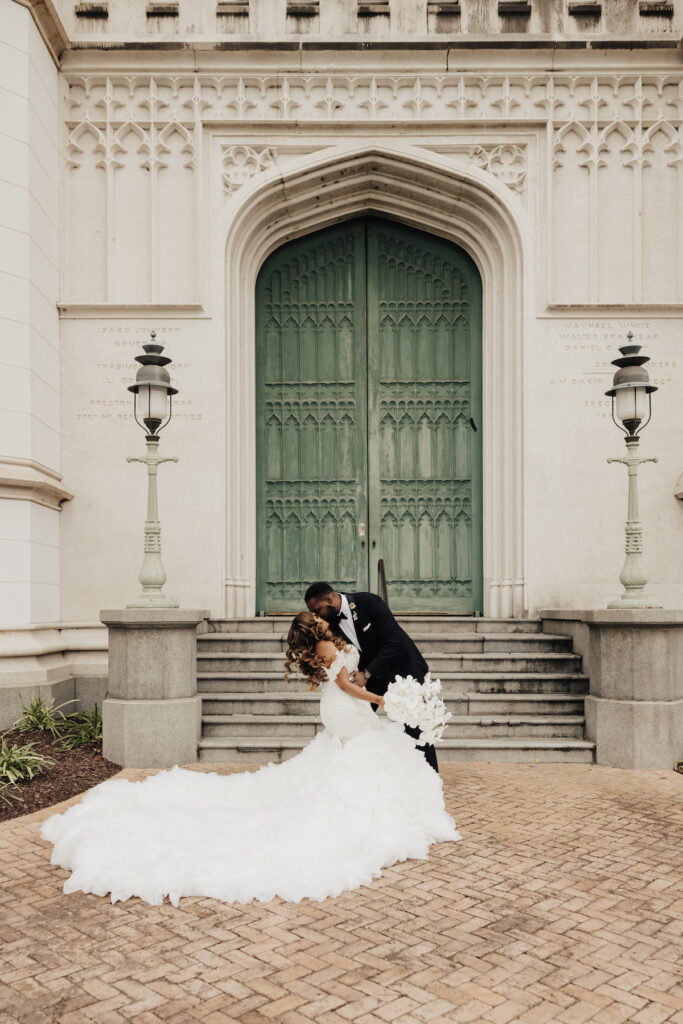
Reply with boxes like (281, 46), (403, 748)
(338, 592), (361, 651)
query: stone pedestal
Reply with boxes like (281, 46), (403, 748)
(541, 610), (683, 770)
(100, 608), (209, 768)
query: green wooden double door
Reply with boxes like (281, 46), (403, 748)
(255, 216), (482, 613)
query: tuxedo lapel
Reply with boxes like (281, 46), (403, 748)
(345, 592), (363, 632)
(347, 592), (371, 649)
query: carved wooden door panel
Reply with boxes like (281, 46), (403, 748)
(255, 221), (369, 612)
(366, 218), (483, 613)
(255, 217), (482, 614)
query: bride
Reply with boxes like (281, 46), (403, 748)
(39, 612), (461, 907)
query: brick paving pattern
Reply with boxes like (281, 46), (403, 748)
(1, 762), (682, 1024)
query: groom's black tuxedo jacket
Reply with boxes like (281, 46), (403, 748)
(329, 591), (428, 692)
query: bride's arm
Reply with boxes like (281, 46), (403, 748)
(315, 641), (385, 707)
(338, 665), (385, 707)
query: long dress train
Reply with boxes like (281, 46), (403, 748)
(39, 644), (461, 906)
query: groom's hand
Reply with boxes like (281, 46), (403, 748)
(350, 670), (366, 688)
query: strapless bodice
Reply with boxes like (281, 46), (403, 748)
(319, 644), (384, 741)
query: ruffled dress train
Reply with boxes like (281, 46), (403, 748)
(39, 645), (461, 906)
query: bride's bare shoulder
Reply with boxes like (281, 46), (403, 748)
(315, 639), (340, 666)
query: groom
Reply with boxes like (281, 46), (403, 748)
(304, 582), (439, 774)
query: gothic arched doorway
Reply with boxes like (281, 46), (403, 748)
(254, 215), (483, 613)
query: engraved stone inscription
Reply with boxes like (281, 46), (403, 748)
(75, 325), (203, 422)
(547, 319), (678, 421)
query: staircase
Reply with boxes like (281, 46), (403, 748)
(197, 616), (595, 764)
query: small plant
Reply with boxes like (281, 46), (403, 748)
(57, 702), (104, 751)
(0, 781), (25, 808)
(13, 693), (77, 738)
(0, 734), (54, 784)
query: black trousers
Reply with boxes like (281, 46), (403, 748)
(366, 678), (439, 774)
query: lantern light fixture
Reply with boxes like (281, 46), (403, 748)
(604, 330), (657, 440)
(127, 331), (178, 441)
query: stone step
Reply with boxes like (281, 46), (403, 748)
(197, 671), (590, 695)
(201, 691), (586, 717)
(197, 616), (591, 764)
(201, 713), (587, 739)
(198, 735), (596, 764)
(197, 651), (582, 674)
(203, 715), (321, 738)
(197, 632), (571, 654)
(204, 616), (543, 635)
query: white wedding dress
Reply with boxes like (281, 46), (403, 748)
(40, 644), (461, 907)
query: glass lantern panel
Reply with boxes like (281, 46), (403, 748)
(615, 385), (648, 425)
(141, 384), (168, 421)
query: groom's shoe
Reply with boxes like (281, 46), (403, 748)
(405, 724), (439, 773)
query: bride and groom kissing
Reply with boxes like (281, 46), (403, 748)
(297, 581), (439, 773)
(40, 582), (459, 907)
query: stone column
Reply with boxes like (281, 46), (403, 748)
(541, 610), (683, 770)
(101, 609), (209, 768)
(0, 0), (66, 626)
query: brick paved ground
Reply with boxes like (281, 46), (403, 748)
(1, 762), (682, 1024)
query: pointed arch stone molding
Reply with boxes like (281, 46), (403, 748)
(223, 143), (529, 618)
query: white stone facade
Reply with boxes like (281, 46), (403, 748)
(0, 0), (66, 627)
(1, 0), (682, 657)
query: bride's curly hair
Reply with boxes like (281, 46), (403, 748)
(284, 611), (348, 690)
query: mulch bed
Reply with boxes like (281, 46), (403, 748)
(0, 728), (121, 824)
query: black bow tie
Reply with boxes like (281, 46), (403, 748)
(332, 611), (347, 624)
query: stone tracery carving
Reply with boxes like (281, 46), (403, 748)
(114, 120), (150, 168)
(642, 119), (683, 167)
(65, 74), (683, 192)
(65, 119), (108, 169)
(64, 72), (683, 128)
(221, 144), (275, 193)
(552, 112), (683, 303)
(62, 70), (683, 307)
(67, 117), (195, 172)
(469, 144), (527, 193)
(552, 120), (595, 170)
(156, 122), (196, 170)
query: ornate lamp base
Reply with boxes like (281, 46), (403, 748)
(127, 441), (179, 610)
(606, 437), (662, 611)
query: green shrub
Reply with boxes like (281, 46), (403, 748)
(0, 734), (54, 785)
(57, 702), (104, 751)
(13, 693), (77, 738)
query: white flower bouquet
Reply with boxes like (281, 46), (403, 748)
(383, 672), (452, 746)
